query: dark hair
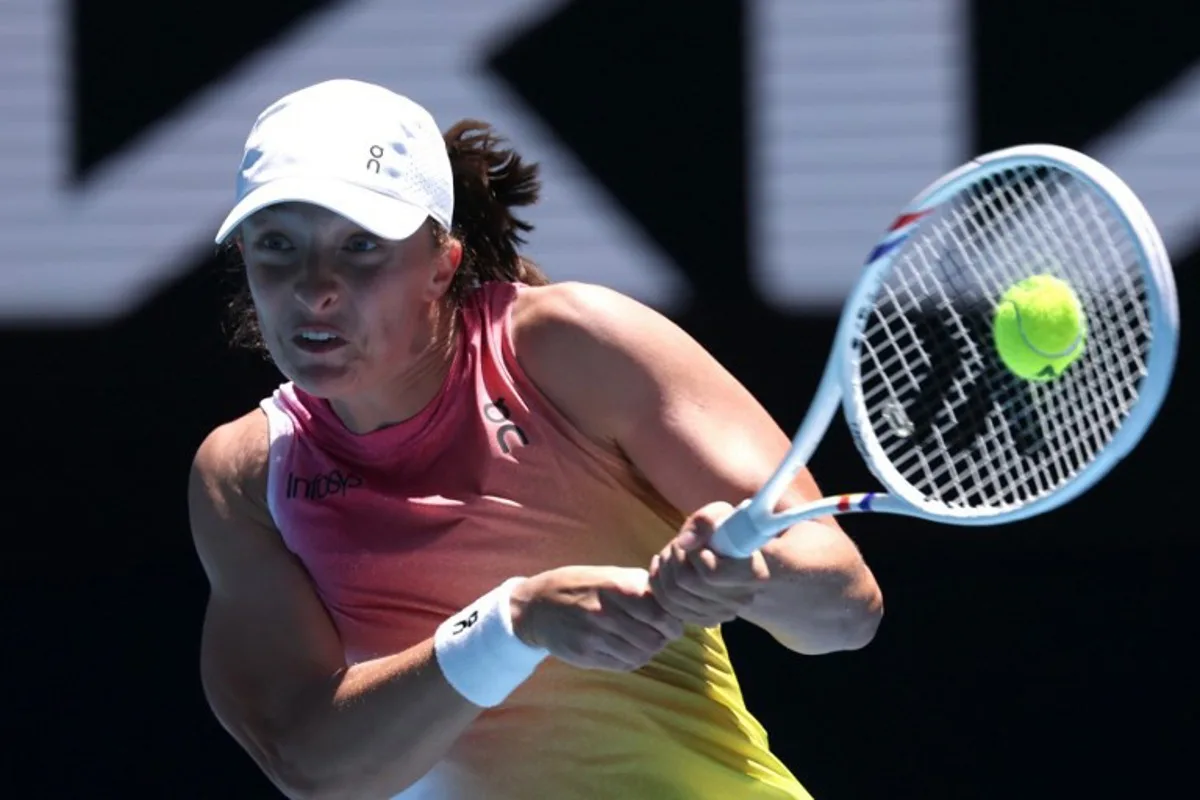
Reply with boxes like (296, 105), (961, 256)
(222, 119), (550, 353)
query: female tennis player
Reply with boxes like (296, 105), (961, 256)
(189, 79), (883, 800)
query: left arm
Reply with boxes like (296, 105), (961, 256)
(512, 282), (883, 655)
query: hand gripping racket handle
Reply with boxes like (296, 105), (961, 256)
(709, 500), (773, 559)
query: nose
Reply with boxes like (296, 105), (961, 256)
(293, 264), (340, 314)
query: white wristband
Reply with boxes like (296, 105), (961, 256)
(433, 577), (549, 708)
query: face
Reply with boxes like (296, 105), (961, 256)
(238, 203), (461, 401)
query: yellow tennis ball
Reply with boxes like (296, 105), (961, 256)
(993, 274), (1087, 381)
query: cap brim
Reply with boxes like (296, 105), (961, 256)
(214, 177), (430, 244)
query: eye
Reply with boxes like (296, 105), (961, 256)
(345, 235), (380, 253)
(255, 232), (294, 252)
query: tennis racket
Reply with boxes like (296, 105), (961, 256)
(710, 144), (1179, 559)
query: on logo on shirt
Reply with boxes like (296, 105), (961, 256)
(483, 397), (529, 455)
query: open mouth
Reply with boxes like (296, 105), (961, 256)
(293, 331), (347, 353)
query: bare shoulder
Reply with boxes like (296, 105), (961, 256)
(511, 280), (730, 383)
(509, 283), (618, 441)
(189, 409), (279, 593)
(509, 281), (726, 444)
(510, 280), (695, 362)
(191, 408), (272, 517)
(510, 280), (637, 340)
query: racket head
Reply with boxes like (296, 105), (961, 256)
(832, 144), (1178, 525)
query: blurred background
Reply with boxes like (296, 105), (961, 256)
(2, 0), (1196, 797)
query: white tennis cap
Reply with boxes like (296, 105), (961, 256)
(214, 79), (453, 244)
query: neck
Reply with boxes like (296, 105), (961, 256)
(328, 303), (460, 434)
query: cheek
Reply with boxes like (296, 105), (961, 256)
(244, 270), (287, 328)
(354, 269), (425, 344)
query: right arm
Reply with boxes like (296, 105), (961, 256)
(191, 411), (683, 799)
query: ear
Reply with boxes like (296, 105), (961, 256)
(424, 236), (464, 301)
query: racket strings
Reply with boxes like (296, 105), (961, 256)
(989, 175), (1140, 457)
(855, 165), (1152, 513)
(1015, 177), (1149, 402)
(1005, 175), (1149, 442)
(943, 169), (1145, 504)
(963, 170), (1146, 504)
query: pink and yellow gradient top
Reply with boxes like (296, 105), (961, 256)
(258, 282), (811, 799)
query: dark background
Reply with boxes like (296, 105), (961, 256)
(3, 1), (1196, 797)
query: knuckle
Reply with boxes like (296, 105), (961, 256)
(634, 645), (660, 664)
(580, 631), (609, 655)
(655, 596), (686, 619)
(702, 610), (734, 626)
(647, 623), (672, 645)
(693, 501), (734, 526)
(673, 568), (700, 591)
(650, 626), (674, 646)
(654, 594), (682, 615)
(670, 607), (699, 627)
(654, 573), (681, 593)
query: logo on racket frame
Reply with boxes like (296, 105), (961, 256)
(864, 209), (935, 265)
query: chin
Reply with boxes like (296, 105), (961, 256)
(281, 360), (362, 399)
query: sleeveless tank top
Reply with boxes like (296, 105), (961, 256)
(258, 281), (811, 800)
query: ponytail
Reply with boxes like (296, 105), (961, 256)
(441, 120), (550, 301)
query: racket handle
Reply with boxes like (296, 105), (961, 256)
(709, 500), (772, 559)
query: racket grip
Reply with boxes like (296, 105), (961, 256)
(709, 501), (770, 559)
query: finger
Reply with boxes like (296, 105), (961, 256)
(651, 556), (743, 627)
(675, 501), (736, 550)
(672, 552), (759, 616)
(684, 547), (763, 589)
(662, 544), (738, 601)
(595, 593), (680, 650)
(584, 627), (667, 672)
(656, 545), (722, 604)
(606, 587), (685, 641)
(648, 563), (714, 622)
(653, 588), (737, 627)
(609, 567), (652, 594)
